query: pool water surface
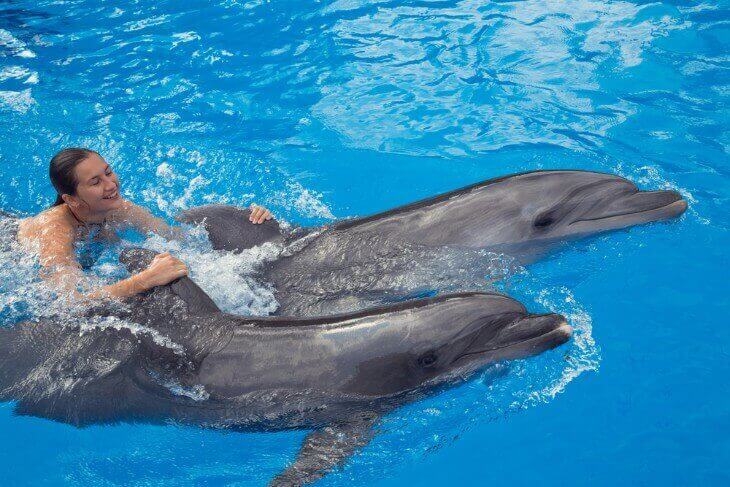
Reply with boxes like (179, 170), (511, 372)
(0, 0), (728, 485)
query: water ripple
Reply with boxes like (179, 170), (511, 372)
(0, 0), (727, 484)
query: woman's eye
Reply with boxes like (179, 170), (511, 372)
(105, 169), (113, 175)
(91, 179), (100, 185)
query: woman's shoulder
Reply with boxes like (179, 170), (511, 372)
(18, 205), (76, 243)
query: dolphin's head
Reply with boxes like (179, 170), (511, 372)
(344, 293), (571, 396)
(481, 171), (687, 248)
(410, 294), (571, 383)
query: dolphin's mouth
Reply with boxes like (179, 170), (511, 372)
(568, 189), (687, 230)
(452, 313), (572, 365)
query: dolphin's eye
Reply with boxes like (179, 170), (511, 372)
(418, 352), (438, 368)
(534, 214), (555, 228)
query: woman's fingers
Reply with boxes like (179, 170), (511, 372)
(249, 205), (259, 222)
(142, 252), (189, 288)
(258, 209), (271, 223)
(249, 204), (273, 224)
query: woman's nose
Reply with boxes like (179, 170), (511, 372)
(102, 177), (117, 190)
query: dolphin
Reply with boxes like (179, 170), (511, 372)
(0, 248), (571, 486)
(178, 170), (687, 316)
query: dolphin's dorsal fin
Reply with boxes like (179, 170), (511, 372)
(270, 412), (380, 486)
(170, 276), (220, 315)
(119, 247), (220, 315)
(176, 205), (284, 253)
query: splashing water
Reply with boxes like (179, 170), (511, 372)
(140, 229), (282, 316)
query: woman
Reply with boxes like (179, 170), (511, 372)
(17, 147), (272, 301)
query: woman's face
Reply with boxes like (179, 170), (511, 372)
(69, 153), (122, 213)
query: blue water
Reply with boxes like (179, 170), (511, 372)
(1, 0), (728, 485)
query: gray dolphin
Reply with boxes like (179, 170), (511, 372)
(0, 248), (571, 486)
(178, 170), (687, 316)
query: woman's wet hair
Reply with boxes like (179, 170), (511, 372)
(49, 148), (98, 206)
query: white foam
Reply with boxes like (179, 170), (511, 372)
(0, 29), (36, 58)
(0, 89), (35, 114)
(142, 166), (211, 215)
(24, 73), (39, 85)
(124, 15), (170, 33)
(139, 232), (281, 316)
(155, 161), (176, 178)
(0, 66), (37, 84)
(171, 31), (201, 48)
(162, 379), (210, 401)
(270, 181), (334, 220)
(525, 287), (600, 402)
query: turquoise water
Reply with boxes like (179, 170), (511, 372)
(0, 0), (728, 485)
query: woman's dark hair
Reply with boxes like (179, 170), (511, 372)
(49, 148), (97, 206)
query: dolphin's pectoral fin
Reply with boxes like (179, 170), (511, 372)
(270, 413), (380, 487)
(176, 205), (284, 252)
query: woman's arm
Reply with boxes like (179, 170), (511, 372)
(112, 199), (184, 240)
(114, 199), (274, 239)
(28, 219), (186, 302)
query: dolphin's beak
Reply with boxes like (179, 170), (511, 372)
(569, 188), (687, 234)
(453, 313), (572, 366)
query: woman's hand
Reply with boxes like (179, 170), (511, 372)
(249, 204), (273, 224)
(137, 252), (188, 290)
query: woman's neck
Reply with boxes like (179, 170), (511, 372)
(65, 204), (108, 226)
